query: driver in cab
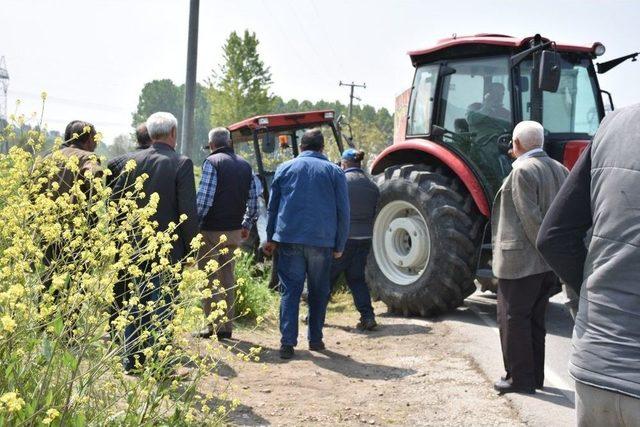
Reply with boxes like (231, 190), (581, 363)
(467, 82), (511, 138)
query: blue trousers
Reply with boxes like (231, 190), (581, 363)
(330, 239), (375, 321)
(278, 243), (332, 346)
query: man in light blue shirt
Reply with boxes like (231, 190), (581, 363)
(264, 128), (350, 360)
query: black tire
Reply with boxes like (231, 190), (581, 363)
(365, 164), (484, 317)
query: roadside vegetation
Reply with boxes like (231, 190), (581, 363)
(0, 110), (262, 425)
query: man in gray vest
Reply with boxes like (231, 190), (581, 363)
(491, 121), (568, 395)
(195, 127), (256, 340)
(538, 104), (640, 425)
(330, 149), (379, 330)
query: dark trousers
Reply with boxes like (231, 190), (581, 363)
(497, 271), (555, 388)
(278, 243), (333, 346)
(123, 274), (173, 371)
(330, 239), (375, 321)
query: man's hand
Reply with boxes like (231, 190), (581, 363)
(241, 227), (250, 240)
(263, 241), (278, 257)
(333, 251), (343, 259)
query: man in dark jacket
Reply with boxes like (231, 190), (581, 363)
(330, 149), (379, 331)
(264, 128), (349, 360)
(106, 123), (151, 186)
(195, 127), (256, 341)
(491, 121), (568, 395)
(112, 112), (198, 372)
(537, 104), (640, 425)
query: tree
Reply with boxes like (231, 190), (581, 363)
(132, 79), (182, 128)
(271, 97), (394, 161)
(208, 31), (273, 126)
(131, 79), (211, 160)
(108, 133), (135, 158)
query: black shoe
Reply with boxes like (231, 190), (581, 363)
(309, 341), (326, 351)
(357, 318), (377, 331)
(504, 374), (543, 390)
(279, 345), (294, 359)
(494, 379), (535, 395)
(216, 331), (232, 341)
(192, 326), (214, 339)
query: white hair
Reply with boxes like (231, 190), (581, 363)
(146, 112), (178, 140)
(513, 120), (544, 151)
(208, 127), (231, 147)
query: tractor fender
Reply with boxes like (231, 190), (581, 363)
(370, 139), (490, 217)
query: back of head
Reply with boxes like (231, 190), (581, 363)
(300, 128), (324, 152)
(135, 124), (152, 148)
(208, 127), (231, 149)
(64, 120), (95, 147)
(513, 120), (544, 151)
(341, 148), (365, 168)
(146, 112), (178, 141)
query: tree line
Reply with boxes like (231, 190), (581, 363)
(127, 30), (393, 162)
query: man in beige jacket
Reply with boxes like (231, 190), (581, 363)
(491, 121), (568, 395)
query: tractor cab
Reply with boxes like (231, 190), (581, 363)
(404, 33), (607, 197)
(224, 110), (349, 259)
(227, 110), (348, 202)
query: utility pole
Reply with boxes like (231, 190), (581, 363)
(339, 81), (366, 121)
(181, 0), (200, 158)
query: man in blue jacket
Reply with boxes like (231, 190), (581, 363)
(264, 128), (350, 360)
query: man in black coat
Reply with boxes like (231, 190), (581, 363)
(111, 111), (198, 372)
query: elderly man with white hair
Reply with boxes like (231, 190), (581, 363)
(491, 120), (568, 395)
(195, 127), (256, 341)
(111, 111), (199, 373)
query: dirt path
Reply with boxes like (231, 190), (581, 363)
(212, 301), (523, 426)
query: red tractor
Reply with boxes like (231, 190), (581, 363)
(366, 34), (637, 316)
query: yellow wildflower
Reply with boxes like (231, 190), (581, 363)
(1, 315), (16, 333)
(0, 391), (25, 412)
(42, 408), (60, 424)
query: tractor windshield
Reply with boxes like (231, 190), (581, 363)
(424, 56), (514, 195)
(519, 54), (601, 137)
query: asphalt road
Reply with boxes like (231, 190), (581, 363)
(440, 288), (577, 426)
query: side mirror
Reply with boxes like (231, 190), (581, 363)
(539, 51), (561, 92)
(262, 132), (275, 154)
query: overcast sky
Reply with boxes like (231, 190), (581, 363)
(2, 0), (639, 143)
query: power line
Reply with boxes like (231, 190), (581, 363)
(10, 90), (128, 113)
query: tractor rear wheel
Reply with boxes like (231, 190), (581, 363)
(365, 164), (483, 316)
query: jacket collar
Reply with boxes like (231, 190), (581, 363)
(344, 167), (364, 174)
(211, 145), (235, 156)
(512, 148), (547, 168)
(299, 150), (328, 161)
(151, 141), (175, 152)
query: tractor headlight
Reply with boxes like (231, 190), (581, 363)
(258, 117), (269, 125)
(324, 112), (334, 119)
(593, 42), (606, 57)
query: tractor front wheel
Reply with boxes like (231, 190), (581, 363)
(365, 164), (483, 316)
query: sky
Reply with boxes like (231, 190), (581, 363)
(1, 0), (639, 144)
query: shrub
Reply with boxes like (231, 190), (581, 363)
(0, 107), (237, 425)
(233, 252), (278, 323)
